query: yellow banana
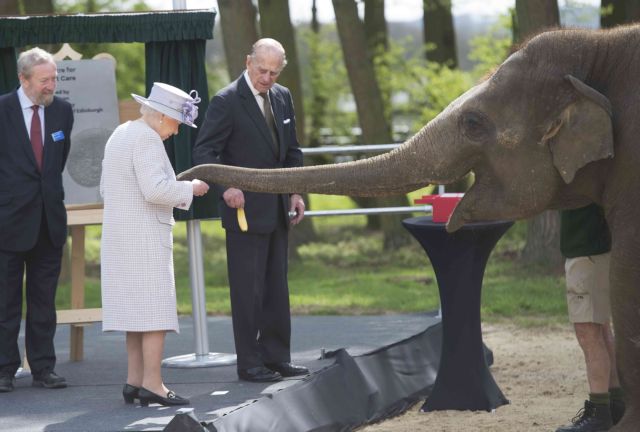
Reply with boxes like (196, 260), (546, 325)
(237, 208), (248, 232)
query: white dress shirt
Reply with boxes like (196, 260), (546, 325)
(244, 70), (273, 117)
(17, 86), (45, 145)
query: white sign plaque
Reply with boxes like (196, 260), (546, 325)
(55, 59), (120, 206)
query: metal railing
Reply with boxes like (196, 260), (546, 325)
(301, 143), (400, 155)
(299, 143), (442, 217)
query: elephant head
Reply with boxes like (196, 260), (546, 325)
(179, 29), (615, 232)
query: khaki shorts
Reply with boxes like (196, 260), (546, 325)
(565, 252), (611, 324)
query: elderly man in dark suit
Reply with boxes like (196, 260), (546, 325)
(0, 48), (74, 392)
(193, 38), (308, 382)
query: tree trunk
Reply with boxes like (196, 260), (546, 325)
(258, 0), (305, 144)
(23, 0), (53, 14)
(363, 0), (391, 128)
(308, 0), (328, 150)
(0, 0), (21, 15)
(258, 0), (316, 255)
(521, 210), (563, 269)
(332, 0), (410, 250)
(218, 0), (259, 80)
(356, 0), (391, 230)
(601, 0), (640, 27)
(514, 0), (562, 269)
(364, 0), (388, 53)
(333, 0), (389, 141)
(423, 0), (457, 67)
(514, 0), (560, 43)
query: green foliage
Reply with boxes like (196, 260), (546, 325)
(54, 0), (150, 13)
(600, 2), (614, 19)
(298, 25), (356, 142)
(372, 38), (473, 131)
(467, 14), (513, 78)
(205, 62), (229, 97)
(300, 22), (512, 140)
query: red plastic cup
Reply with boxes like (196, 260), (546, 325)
(414, 193), (464, 223)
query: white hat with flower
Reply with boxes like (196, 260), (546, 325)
(132, 82), (201, 128)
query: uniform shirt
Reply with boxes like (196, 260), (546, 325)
(560, 203), (611, 258)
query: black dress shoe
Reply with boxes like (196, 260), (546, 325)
(122, 384), (140, 404)
(265, 362), (309, 377)
(237, 366), (282, 382)
(138, 387), (189, 407)
(0, 375), (15, 392)
(32, 371), (67, 389)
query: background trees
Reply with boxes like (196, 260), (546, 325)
(601, 0), (640, 27)
(423, 0), (457, 66)
(513, 0), (564, 269)
(216, 0), (258, 80)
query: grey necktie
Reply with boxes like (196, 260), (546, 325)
(259, 92), (279, 158)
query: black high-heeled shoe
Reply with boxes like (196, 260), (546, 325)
(138, 387), (190, 407)
(122, 384), (140, 404)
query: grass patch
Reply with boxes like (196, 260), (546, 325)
(55, 195), (568, 326)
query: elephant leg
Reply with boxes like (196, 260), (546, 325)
(610, 406), (640, 432)
(609, 251), (640, 431)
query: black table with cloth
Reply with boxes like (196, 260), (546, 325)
(402, 216), (513, 412)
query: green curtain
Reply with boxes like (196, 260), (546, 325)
(0, 10), (215, 95)
(0, 48), (18, 93)
(146, 40), (218, 220)
(0, 11), (215, 47)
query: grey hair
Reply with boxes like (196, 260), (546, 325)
(17, 47), (55, 79)
(249, 38), (288, 69)
(139, 103), (163, 120)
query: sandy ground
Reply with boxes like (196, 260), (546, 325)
(360, 323), (590, 432)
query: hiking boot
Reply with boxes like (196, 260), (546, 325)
(555, 400), (613, 432)
(610, 398), (625, 425)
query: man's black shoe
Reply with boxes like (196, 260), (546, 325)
(238, 366), (282, 383)
(0, 375), (15, 392)
(610, 398), (625, 425)
(32, 371), (67, 389)
(265, 362), (309, 377)
(556, 400), (613, 432)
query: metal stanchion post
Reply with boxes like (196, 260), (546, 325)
(162, 220), (236, 368)
(163, 0), (235, 368)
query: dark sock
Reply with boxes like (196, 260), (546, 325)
(590, 392), (610, 406)
(609, 387), (624, 402)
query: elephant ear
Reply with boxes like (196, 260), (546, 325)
(543, 74), (614, 183)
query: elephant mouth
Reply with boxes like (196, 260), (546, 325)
(446, 188), (473, 232)
(444, 171), (492, 232)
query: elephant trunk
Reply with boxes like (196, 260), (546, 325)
(179, 120), (465, 197)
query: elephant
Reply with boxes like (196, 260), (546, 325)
(179, 25), (640, 430)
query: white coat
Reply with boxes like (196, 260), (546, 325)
(100, 120), (193, 332)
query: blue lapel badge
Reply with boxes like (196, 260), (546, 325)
(51, 131), (65, 142)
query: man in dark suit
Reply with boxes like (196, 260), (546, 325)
(193, 38), (308, 382)
(0, 48), (74, 392)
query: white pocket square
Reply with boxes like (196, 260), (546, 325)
(283, 118), (291, 124)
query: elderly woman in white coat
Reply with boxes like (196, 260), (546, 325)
(100, 83), (209, 407)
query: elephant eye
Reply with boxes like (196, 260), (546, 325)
(461, 111), (493, 141)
